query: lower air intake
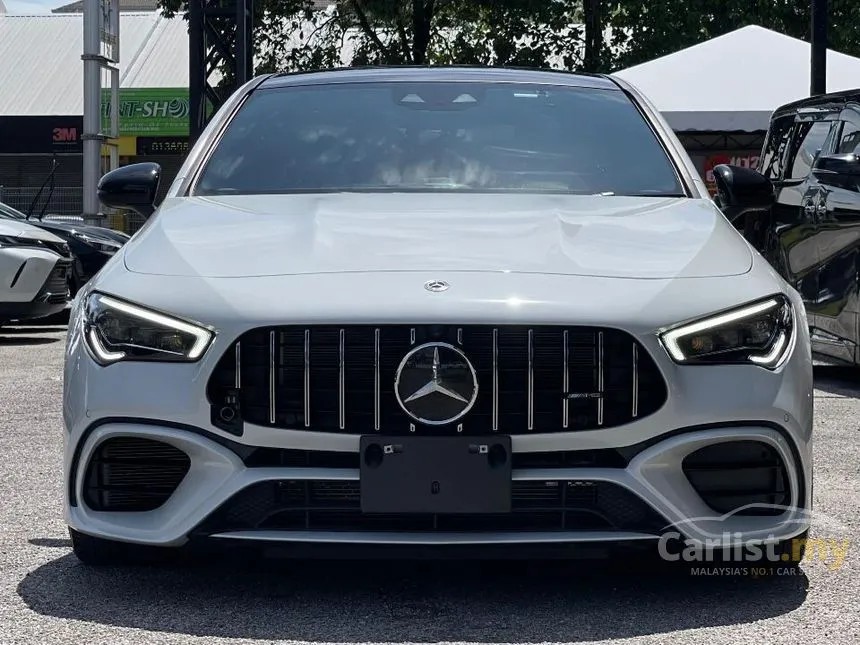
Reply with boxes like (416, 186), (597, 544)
(682, 440), (791, 516)
(194, 479), (668, 534)
(83, 437), (191, 512)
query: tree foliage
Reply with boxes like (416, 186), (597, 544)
(158, 0), (860, 88)
(158, 1), (588, 77)
(253, 1), (586, 73)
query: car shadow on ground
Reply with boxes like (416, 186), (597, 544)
(18, 551), (808, 642)
(0, 326), (67, 334)
(0, 324), (64, 346)
(813, 365), (860, 398)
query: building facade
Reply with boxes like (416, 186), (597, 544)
(0, 11), (191, 220)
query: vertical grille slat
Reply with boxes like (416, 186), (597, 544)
(269, 331), (276, 424)
(597, 331), (604, 427)
(562, 329), (569, 429)
(374, 328), (380, 432)
(207, 325), (667, 436)
(527, 328), (534, 431)
(304, 329), (311, 428)
(632, 342), (639, 418)
(235, 342), (242, 389)
(492, 328), (499, 432)
(338, 328), (345, 430)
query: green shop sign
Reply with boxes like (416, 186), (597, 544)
(101, 88), (190, 137)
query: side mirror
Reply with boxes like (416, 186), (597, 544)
(712, 164), (775, 224)
(811, 153), (860, 188)
(97, 162), (161, 219)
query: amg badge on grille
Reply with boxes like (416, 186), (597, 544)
(394, 342), (478, 425)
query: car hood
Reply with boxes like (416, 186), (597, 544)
(32, 219), (128, 243)
(123, 193), (753, 279)
(0, 217), (67, 243)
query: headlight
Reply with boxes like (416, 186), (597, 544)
(0, 234), (46, 248)
(83, 292), (214, 365)
(659, 295), (794, 369)
(72, 231), (123, 254)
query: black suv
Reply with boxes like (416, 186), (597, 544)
(713, 89), (860, 366)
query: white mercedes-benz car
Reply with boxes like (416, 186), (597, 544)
(1, 217), (71, 326)
(63, 67), (813, 566)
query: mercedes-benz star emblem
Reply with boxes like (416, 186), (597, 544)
(424, 280), (449, 292)
(394, 342), (478, 425)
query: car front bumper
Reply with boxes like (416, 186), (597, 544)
(0, 250), (71, 321)
(67, 419), (809, 550)
(62, 265), (815, 556)
(64, 325), (813, 555)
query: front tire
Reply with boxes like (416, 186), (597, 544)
(69, 528), (174, 566)
(773, 529), (808, 569)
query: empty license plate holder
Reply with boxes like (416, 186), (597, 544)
(359, 435), (512, 514)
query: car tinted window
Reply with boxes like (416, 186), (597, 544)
(194, 82), (685, 197)
(786, 120), (833, 180)
(759, 115), (794, 180)
(837, 121), (860, 154)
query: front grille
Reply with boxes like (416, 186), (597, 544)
(193, 479), (668, 535)
(83, 437), (191, 512)
(682, 441), (791, 516)
(34, 259), (71, 304)
(207, 325), (667, 436)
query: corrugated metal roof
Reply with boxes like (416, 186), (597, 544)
(120, 14), (190, 87)
(53, 0), (160, 12)
(53, 0), (327, 11)
(0, 12), (189, 115)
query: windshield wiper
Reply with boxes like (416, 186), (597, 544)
(26, 157), (59, 220)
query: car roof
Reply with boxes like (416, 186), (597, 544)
(771, 88), (860, 119)
(260, 66), (620, 91)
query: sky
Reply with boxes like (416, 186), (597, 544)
(3, 0), (60, 13)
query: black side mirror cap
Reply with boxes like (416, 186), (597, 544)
(812, 153), (860, 187)
(712, 164), (775, 223)
(97, 162), (161, 219)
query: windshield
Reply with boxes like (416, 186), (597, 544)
(0, 201), (27, 219)
(194, 81), (685, 197)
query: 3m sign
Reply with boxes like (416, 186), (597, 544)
(52, 127), (79, 143)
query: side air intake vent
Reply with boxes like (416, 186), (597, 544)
(83, 437), (191, 512)
(682, 440), (790, 516)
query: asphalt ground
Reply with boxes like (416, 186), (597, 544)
(0, 322), (858, 645)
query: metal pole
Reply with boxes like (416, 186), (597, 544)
(82, 0), (102, 223)
(810, 0), (828, 95)
(583, 0), (600, 72)
(236, 0), (253, 84)
(189, 0), (204, 146)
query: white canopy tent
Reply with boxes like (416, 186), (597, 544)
(612, 25), (860, 133)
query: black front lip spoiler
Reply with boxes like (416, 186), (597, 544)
(188, 534), (661, 561)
